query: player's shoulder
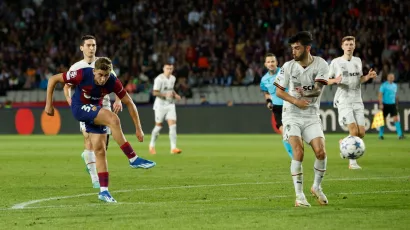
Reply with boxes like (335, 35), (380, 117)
(352, 56), (362, 62)
(313, 56), (328, 65)
(69, 60), (89, 71)
(261, 72), (271, 82)
(154, 73), (164, 80)
(330, 56), (342, 64)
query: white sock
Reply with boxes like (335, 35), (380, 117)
(100, 187), (108, 192)
(83, 150), (99, 183)
(150, 125), (162, 147)
(291, 160), (303, 196)
(169, 124), (177, 150)
(313, 157), (327, 188)
(349, 159), (357, 165)
(129, 155), (138, 163)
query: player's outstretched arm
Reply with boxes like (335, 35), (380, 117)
(45, 73), (64, 116)
(276, 87), (309, 109)
(121, 93), (144, 142)
(63, 84), (73, 106)
(360, 68), (377, 83)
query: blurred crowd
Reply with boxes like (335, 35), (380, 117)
(0, 0), (410, 98)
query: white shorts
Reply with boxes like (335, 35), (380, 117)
(79, 104), (112, 134)
(337, 102), (365, 127)
(154, 105), (177, 123)
(282, 115), (324, 144)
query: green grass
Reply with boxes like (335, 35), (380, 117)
(0, 134), (409, 230)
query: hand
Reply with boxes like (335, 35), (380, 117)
(66, 97), (72, 106)
(45, 103), (55, 116)
(113, 100), (123, 114)
(136, 128), (144, 142)
(334, 75), (342, 84)
(379, 104), (384, 110)
(174, 94), (181, 101)
(367, 68), (377, 79)
(294, 98), (310, 110)
(266, 102), (273, 110)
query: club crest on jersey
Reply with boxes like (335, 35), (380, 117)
(66, 71), (77, 80)
(92, 106), (97, 111)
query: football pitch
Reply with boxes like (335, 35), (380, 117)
(0, 134), (409, 229)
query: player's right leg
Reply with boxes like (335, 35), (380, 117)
(283, 121), (309, 207)
(78, 105), (155, 169)
(80, 123), (99, 188)
(89, 132), (116, 203)
(339, 106), (362, 169)
(149, 109), (165, 154)
(274, 105), (292, 159)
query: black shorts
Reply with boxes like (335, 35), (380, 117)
(271, 105), (283, 129)
(383, 104), (398, 118)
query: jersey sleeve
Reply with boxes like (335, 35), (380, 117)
(153, 77), (161, 91)
(274, 63), (289, 91)
(357, 57), (363, 77)
(63, 69), (84, 85)
(327, 60), (336, 79)
(379, 83), (385, 93)
(315, 60), (329, 85)
(113, 77), (127, 99)
(259, 78), (268, 92)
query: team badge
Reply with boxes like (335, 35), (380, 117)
(92, 106), (97, 111)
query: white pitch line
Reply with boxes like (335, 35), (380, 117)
(8, 176), (409, 210)
(4, 189), (410, 211)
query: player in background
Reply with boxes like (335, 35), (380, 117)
(259, 53), (293, 159)
(378, 73), (404, 140)
(63, 35), (123, 188)
(45, 57), (156, 203)
(327, 36), (377, 170)
(274, 31), (329, 207)
(149, 63), (182, 155)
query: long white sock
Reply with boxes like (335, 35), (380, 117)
(291, 160), (303, 196)
(169, 124), (177, 150)
(150, 125), (162, 147)
(83, 150), (98, 183)
(349, 159), (357, 165)
(313, 157), (327, 188)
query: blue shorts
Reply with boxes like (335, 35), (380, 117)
(71, 104), (107, 134)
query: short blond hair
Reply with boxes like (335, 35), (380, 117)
(341, 36), (355, 45)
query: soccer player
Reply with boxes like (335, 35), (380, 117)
(45, 57), (156, 203)
(378, 73), (404, 140)
(149, 63), (182, 155)
(274, 31), (329, 207)
(327, 36), (377, 170)
(260, 53), (293, 158)
(63, 35), (123, 189)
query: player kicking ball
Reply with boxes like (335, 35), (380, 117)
(45, 57), (156, 203)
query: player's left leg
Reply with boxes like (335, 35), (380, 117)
(391, 105), (404, 139)
(166, 106), (181, 154)
(89, 130), (116, 203)
(303, 121), (328, 206)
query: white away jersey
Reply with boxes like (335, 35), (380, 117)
(328, 56), (363, 107)
(69, 58), (117, 108)
(153, 74), (176, 109)
(274, 56), (329, 115)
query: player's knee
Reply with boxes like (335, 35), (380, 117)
(314, 148), (326, 160)
(107, 113), (121, 128)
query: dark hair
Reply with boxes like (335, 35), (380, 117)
(341, 36), (355, 45)
(163, 62), (174, 67)
(95, 57), (112, 72)
(264, 53), (276, 60)
(81, 35), (96, 45)
(288, 31), (313, 46)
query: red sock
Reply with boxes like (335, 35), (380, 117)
(120, 142), (137, 159)
(98, 172), (109, 187)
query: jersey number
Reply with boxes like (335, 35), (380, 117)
(81, 105), (92, 112)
